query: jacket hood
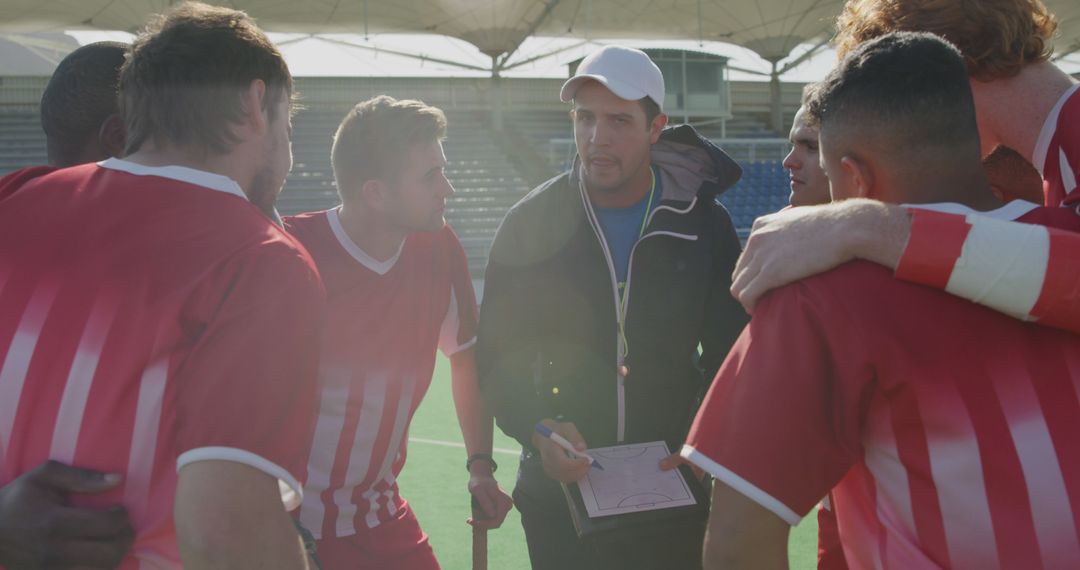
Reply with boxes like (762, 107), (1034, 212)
(570, 124), (742, 204)
(652, 124), (742, 202)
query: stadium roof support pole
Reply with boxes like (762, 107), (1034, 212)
(492, 0), (562, 74)
(769, 59), (783, 135)
(491, 55), (504, 131)
(483, 0), (562, 133)
(763, 37), (830, 135)
(498, 41), (591, 72)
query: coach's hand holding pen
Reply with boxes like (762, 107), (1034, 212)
(532, 420), (603, 483)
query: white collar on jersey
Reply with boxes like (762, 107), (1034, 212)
(325, 207), (405, 275)
(98, 158), (248, 201)
(1032, 83), (1080, 176)
(904, 199), (1041, 222)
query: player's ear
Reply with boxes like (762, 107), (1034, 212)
(98, 114), (126, 159)
(360, 178), (388, 212)
(648, 113), (668, 144)
(243, 79), (269, 134)
(840, 156), (873, 199)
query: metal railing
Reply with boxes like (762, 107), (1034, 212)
(0, 76), (48, 109)
(710, 139), (790, 162)
(545, 137), (790, 171)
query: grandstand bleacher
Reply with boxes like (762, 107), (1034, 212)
(278, 106), (533, 276)
(1, 75), (795, 275)
(0, 110), (45, 173)
(717, 161), (790, 238)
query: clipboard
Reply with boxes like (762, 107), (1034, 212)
(559, 445), (710, 541)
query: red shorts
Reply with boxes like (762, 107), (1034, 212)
(314, 502), (440, 570)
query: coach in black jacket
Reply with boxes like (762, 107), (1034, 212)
(476, 46), (748, 570)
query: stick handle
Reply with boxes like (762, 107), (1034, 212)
(471, 495), (489, 570)
(472, 525), (488, 570)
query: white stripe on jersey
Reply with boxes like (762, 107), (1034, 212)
(300, 380), (350, 539)
(360, 485), (381, 530)
(1062, 148), (1078, 199)
(990, 358), (1080, 565)
(0, 281), (60, 458)
(363, 471), (397, 529)
(373, 375), (417, 485)
(1032, 84), (1080, 176)
(680, 445), (801, 525)
(923, 383), (999, 570)
(50, 297), (117, 462)
(382, 479), (399, 519)
(333, 371), (388, 537)
(364, 376), (417, 529)
(125, 354), (169, 513)
(176, 447), (303, 510)
(863, 398), (918, 558)
(945, 215), (1049, 321)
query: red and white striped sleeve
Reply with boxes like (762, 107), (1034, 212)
(895, 208), (1080, 334)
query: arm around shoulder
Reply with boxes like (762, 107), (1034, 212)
(732, 199), (910, 313)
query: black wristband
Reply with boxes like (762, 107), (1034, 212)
(466, 453), (498, 473)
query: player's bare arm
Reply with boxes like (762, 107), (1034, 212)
(175, 461), (309, 570)
(732, 199), (911, 312)
(702, 480), (791, 570)
(450, 347), (514, 529)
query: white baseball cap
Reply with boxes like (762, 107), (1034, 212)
(560, 45), (665, 110)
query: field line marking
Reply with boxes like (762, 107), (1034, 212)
(408, 436), (519, 456)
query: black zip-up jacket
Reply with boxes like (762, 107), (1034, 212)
(477, 125), (749, 502)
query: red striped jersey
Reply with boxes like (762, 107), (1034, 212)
(1038, 83), (1080, 208)
(284, 209), (477, 540)
(0, 160), (324, 569)
(683, 201), (1080, 570)
(895, 83), (1080, 333)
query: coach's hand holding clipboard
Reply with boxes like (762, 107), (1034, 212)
(534, 422), (605, 470)
(531, 419), (594, 483)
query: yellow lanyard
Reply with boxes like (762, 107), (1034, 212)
(616, 167), (657, 360)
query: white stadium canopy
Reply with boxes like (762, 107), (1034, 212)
(2, 0), (1077, 65)
(0, 1), (844, 64)
(1, 0), (1077, 130)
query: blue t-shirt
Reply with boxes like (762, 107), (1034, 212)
(594, 167), (661, 288)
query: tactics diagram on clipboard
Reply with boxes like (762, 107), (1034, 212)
(576, 441), (698, 518)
